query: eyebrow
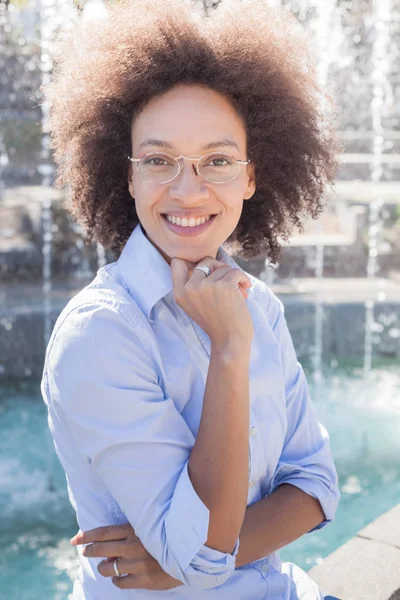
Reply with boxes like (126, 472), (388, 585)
(136, 138), (240, 152)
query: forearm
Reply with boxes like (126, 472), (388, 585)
(235, 483), (325, 568)
(189, 341), (251, 555)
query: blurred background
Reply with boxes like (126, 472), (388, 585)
(0, 0), (399, 598)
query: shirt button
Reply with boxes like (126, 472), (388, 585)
(261, 564), (269, 573)
(250, 427), (257, 437)
(249, 479), (257, 488)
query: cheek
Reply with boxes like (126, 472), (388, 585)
(132, 184), (162, 212)
(219, 186), (246, 212)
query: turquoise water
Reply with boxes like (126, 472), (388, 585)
(1, 362), (400, 599)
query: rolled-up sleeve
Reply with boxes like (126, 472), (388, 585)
(268, 295), (340, 532)
(45, 303), (239, 589)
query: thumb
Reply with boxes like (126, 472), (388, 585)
(170, 257), (190, 296)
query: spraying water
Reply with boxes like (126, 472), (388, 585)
(364, 0), (393, 375)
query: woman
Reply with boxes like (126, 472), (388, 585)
(41, 0), (341, 598)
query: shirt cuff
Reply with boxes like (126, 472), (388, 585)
(166, 460), (240, 587)
(270, 472), (340, 533)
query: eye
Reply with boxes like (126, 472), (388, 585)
(204, 154), (234, 167)
(142, 153), (175, 167)
(144, 157), (168, 166)
(210, 158), (228, 166)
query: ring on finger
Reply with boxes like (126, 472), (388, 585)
(193, 265), (212, 277)
(113, 557), (122, 577)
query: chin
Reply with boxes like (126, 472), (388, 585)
(172, 247), (215, 264)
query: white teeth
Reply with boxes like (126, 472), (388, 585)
(165, 215), (211, 227)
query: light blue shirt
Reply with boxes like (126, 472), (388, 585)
(41, 222), (340, 599)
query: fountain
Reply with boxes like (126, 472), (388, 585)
(0, 1), (400, 598)
(363, 0), (393, 375)
(0, 0), (399, 379)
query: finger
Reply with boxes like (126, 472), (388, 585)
(239, 280), (252, 299)
(218, 267), (252, 289)
(170, 258), (190, 297)
(206, 264), (233, 281)
(187, 257), (225, 284)
(98, 557), (141, 578)
(71, 525), (131, 546)
(187, 259), (225, 279)
(112, 572), (182, 592)
(82, 540), (132, 559)
(112, 574), (145, 590)
(70, 524), (132, 546)
(239, 283), (249, 300)
(207, 266), (252, 295)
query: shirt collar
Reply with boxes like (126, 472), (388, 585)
(117, 223), (238, 323)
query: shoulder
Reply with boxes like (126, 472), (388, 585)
(242, 269), (284, 330)
(44, 263), (150, 368)
(42, 264), (163, 414)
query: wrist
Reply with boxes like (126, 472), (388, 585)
(211, 337), (252, 361)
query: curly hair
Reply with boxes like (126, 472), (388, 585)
(42, 0), (341, 263)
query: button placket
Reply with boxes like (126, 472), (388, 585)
(249, 401), (264, 487)
(188, 318), (211, 358)
(248, 426), (255, 485)
(248, 402), (259, 486)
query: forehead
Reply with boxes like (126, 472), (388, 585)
(131, 84), (247, 151)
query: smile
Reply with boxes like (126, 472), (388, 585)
(161, 214), (218, 236)
(164, 214), (212, 227)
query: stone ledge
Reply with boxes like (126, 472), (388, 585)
(271, 277), (400, 304)
(358, 503), (400, 549)
(309, 504), (400, 600)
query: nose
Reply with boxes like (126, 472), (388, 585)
(167, 159), (209, 203)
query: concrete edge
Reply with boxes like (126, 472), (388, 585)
(309, 504), (400, 600)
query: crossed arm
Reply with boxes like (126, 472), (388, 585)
(72, 482), (325, 590)
(237, 482), (325, 567)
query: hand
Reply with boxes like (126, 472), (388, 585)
(186, 259), (251, 301)
(70, 524), (182, 591)
(171, 256), (254, 349)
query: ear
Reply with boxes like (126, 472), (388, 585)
(128, 163), (135, 199)
(243, 162), (256, 200)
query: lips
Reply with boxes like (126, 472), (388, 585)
(162, 213), (216, 220)
(161, 213), (218, 236)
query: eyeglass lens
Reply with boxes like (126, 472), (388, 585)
(137, 152), (240, 183)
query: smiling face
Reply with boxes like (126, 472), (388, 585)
(127, 84), (256, 265)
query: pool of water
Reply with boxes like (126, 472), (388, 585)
(1, 361), (400, 599)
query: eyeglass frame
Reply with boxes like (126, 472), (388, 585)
(127, 151), (251, 184)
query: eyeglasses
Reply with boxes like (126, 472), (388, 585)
(127, 151), (251, 184)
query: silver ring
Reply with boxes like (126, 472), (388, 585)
(193, 265), (212, 277)
(113, 557), (122, 577)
